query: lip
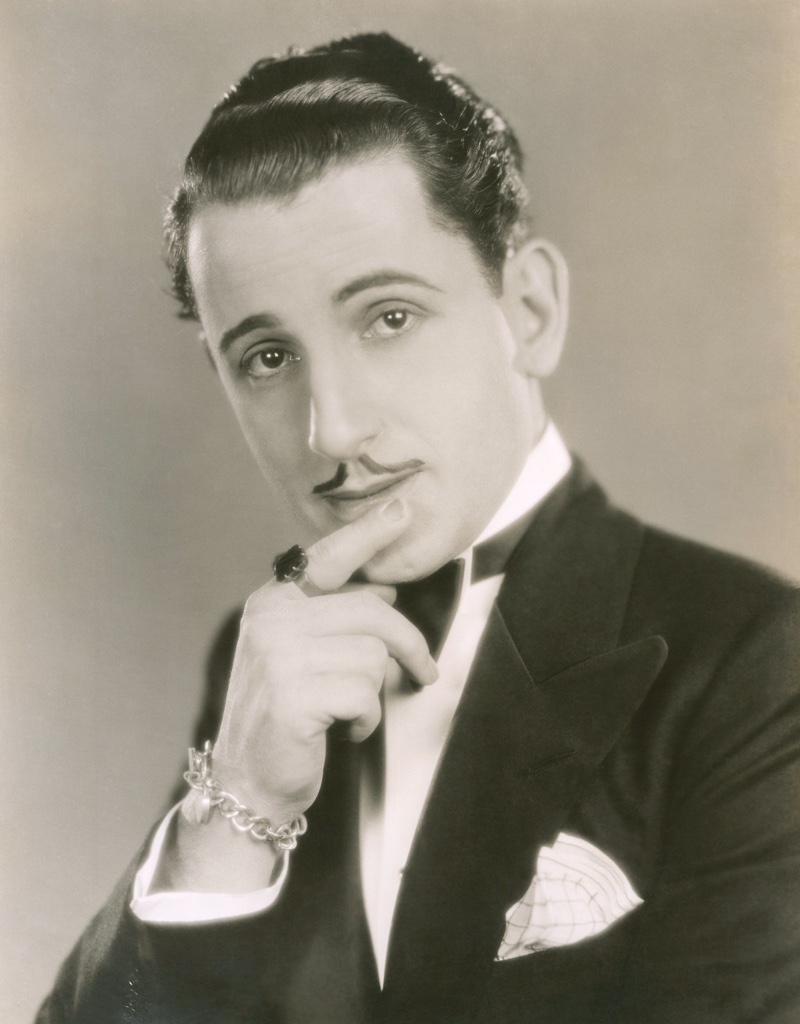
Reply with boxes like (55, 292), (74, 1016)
(321, 468), (421, 522)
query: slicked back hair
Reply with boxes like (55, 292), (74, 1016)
(165, 32), (532, 320)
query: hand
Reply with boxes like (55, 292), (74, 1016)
(211, 497), (438, 827)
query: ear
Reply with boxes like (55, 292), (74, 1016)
(500, 239), (569, 378)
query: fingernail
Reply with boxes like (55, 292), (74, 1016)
(381, 498), (407, 521)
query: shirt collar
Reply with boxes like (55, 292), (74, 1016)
(458, 421), (572, 584)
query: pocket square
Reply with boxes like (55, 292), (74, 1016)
(496, 833), (643, 960)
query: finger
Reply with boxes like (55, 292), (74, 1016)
(346, 706), (382, 744)
(248, 575), (396, 616)
(309, 679), (382, 743)
(246, 593), (436, 685)
(305, 498), (411, 591)
(280, 580), (396, 607)
(338, 582), (397, 605)
(290, 634), (390, 684)
(300, 591), (438, 685)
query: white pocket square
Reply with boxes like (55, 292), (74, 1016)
(496, 833), (643, 960)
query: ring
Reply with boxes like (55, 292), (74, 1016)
(272, 544), (325, 596)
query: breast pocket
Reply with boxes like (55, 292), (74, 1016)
(479, 915), (638, 1024)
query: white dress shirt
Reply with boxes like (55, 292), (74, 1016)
(132, 423), (572, 982)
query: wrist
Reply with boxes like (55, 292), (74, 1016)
(154, 804), (284, 894)
(210, 760), (303, 829)
(183, 742), (308, 851)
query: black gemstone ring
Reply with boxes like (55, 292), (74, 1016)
(272, 545), (324, 596)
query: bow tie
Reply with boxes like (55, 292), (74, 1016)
(394, 510), (535, 660)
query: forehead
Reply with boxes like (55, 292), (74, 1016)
(186, 155), (486, 331)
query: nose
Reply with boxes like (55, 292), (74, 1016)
(306, 359), (382, 461)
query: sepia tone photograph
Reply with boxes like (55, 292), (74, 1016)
(2, 1), (799, 1021)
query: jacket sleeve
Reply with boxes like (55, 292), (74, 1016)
(611, 591), (800, 1024)
(34, 850), (297, 1024)
(34, 610), (284, 1024)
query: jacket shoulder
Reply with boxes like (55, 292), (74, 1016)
(617, 519), (800, 731)
(631, 522), (798, 631)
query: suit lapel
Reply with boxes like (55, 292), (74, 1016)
(280, 736), (381, 1023)
(381, 465), (668, 1021)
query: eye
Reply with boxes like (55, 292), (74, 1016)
(380, 310), (409, 332)
(363, 307), (420, 340)
(242, 345), (299, 380)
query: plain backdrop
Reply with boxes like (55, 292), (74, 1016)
(2, 1), (798, 1019)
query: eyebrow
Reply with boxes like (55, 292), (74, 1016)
(219, 313), (283, 353)
(334, 271), (443, 304)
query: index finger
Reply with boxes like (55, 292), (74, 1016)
(305, 498), (411, 591)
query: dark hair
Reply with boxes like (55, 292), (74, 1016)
(165, 32), (531, 320)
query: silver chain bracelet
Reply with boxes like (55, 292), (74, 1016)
(182, 741), (307, 851)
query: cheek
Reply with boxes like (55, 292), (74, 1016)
(436, 367), (531, 495)
(231, 397), (308, 481)
(424, 336), (523, 441)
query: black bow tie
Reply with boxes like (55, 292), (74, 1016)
(394, 559), (465, 661)
(394, 510), (536, 660)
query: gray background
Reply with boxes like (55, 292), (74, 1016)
(2, 0), (798, 1018)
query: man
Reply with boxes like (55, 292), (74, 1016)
(38, 32), (799, 1023)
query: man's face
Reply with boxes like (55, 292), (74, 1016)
(188, 155), (539, 582)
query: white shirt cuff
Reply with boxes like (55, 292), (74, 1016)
(130, 803), (290, 924)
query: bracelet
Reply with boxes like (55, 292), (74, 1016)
(181, 741), (307, 851)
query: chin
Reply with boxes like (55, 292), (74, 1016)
(361, 532), (452, 585)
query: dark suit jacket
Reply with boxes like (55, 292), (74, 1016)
(37, 465), (800, 1023)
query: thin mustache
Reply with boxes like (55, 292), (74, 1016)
(312, 463), (348, 494)
(312, 455), (424, 495)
